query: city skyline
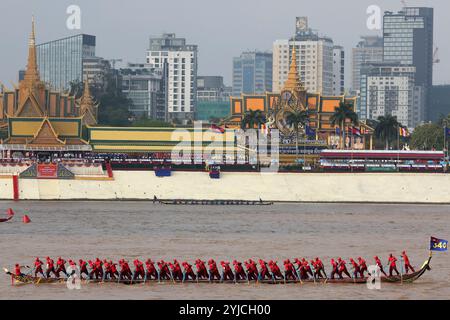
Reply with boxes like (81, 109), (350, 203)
(0, 0), (448, 88)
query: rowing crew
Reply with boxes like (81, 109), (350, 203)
(13, 251), (415, 282)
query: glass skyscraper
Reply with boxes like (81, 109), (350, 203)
(232, 51), (272, 96)
(383, 7), (433, 121)
(36, 34), (96, 90)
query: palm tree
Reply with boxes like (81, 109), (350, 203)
(330, 102), (358, 149)
(285, 110), (309, 156)
(375, 115), (400, 150)
(241, 110), (266, 130)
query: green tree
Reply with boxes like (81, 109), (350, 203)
(285, 110), (309, 156)
(330, 102), (358, 149)
(92, 72), (133, 127)
(410, 123), (445, 150)
(241, 110), (266, 130)
(374, 115), (400, 150)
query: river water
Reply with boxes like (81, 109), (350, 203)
(0, 201), (448, 300)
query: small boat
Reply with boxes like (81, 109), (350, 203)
(0, 209), (14, 223)
(154, 196), (273, 206)
(0, 216), (13, 223)
(3, 255), (431, 286)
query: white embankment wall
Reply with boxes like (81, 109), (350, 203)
(1, 171), (450, 203)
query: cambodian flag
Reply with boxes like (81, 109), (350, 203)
(211, 124), (225, 134)
(430, 237), (448, 251)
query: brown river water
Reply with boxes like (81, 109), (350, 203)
(0, 201), (449, 300)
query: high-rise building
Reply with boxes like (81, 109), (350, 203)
(196, 76), (231, 122)
(120, 63), (164, 120)
(36, 34), (97, 90)
(383, 7), (434, 121)
(360, 62), (424, 128)
(332, 46), (345, 95)
(232, 51), (272, 96)
(351, 36), (383, 91)
(273, 18), (335, 95)
(82, 56), (111, 92)
(146, 33), (197, 122)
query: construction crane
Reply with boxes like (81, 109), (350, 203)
(433, 47), (440, 64)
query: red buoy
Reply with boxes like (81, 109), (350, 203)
(22, 215), (31, 224)
(6, 208), (15, 216)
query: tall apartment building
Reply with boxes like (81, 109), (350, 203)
(232, 51), (272, 96)
(146, 33), (197, 122)
(196, 76), (231, 121)
(360, 62), (424, 129)
(351, 36), (383, 91)
(383, 7), (434, 121)
(36, 34), (97, 90)
(83, 56), (111, 92)
(120, 63), (164, 120)
(272, 18), (335, 95)
(332, 46), (345, 95)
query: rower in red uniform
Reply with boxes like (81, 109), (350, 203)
(110, 260), (119, 279)
(34, 257), (45, 277)
(401, 251), (415, 273)
(283, 259), (297, 281)
(302, 258), (314, 278)
(195, 259), (208, 280)
(182, 261), (196, 281)
(233, 260), (246, 281)
(79, 259), (89, 279)
(268, 260), (283, 280)
(330, 258), (339, 279)
(95, 258), (103, 279)
(88, 260), (96, 279)
(45, 257), (56, 278)
(55, 257), (68, 278)
(258, 259), (271, 280)
(294, 258), (306, 279)
(337, 257), (351, 278)
(244, 260), (258, 281)
(220, 261), (234, 281)
(388, 253), (400, 276)
(208, 259), (221, 281)
(119, 259), (132, 280)
(314, 257), (326, 279)
(358, 257), (368, 277)
(374, 256), (387, 276)
(133, 259), (145, 280)
(168, 260), (183, 281)
(67, 259), (77, 278)
(349, 258), (362, 278)
(14, 264), (24, 277)
(157, 260), (171, 280)
(145, 259), (157, 280)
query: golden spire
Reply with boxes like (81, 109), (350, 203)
(79, 80), (95, 107)
(22, 16), (40, 88)
(77, 80), (98, 125)
(282, 45), (304, 92)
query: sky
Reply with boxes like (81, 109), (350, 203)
(0, 0), (448, 88)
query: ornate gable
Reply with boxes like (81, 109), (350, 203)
(28, 118), (65, 145)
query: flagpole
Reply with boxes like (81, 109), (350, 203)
(397, 125), (400, 172)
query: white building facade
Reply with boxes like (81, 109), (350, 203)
(332, 46), (345, 96)
(272, 36), (334, 95)
(146, 34), (197, 122)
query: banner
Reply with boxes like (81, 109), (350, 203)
(430, 237), (448, 251)
(37, 164), (58, 179)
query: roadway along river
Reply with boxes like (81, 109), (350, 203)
(0, 201), (449, 299)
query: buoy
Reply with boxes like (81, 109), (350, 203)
(22, 215), (31, 224)
(7, 208), (15, 216)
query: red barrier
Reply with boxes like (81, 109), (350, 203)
(105, 162), (113, 178)
(12, 175), (19, 201)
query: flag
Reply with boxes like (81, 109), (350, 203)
(306, 125), (316, 137)
(210, 124), (225, 134)
(335, 127), (341, 135)
(430, 236), (448, 251)
(399, 127), (409, 137)
(351, 127), (361, 136)
(445, 127), (450, 137)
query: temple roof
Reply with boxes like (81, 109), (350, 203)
(282, 46), (305, 92)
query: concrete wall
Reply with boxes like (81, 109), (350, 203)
(1, 171), (450, 203)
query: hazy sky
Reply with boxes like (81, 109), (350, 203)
(0, 0), (448, 88)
